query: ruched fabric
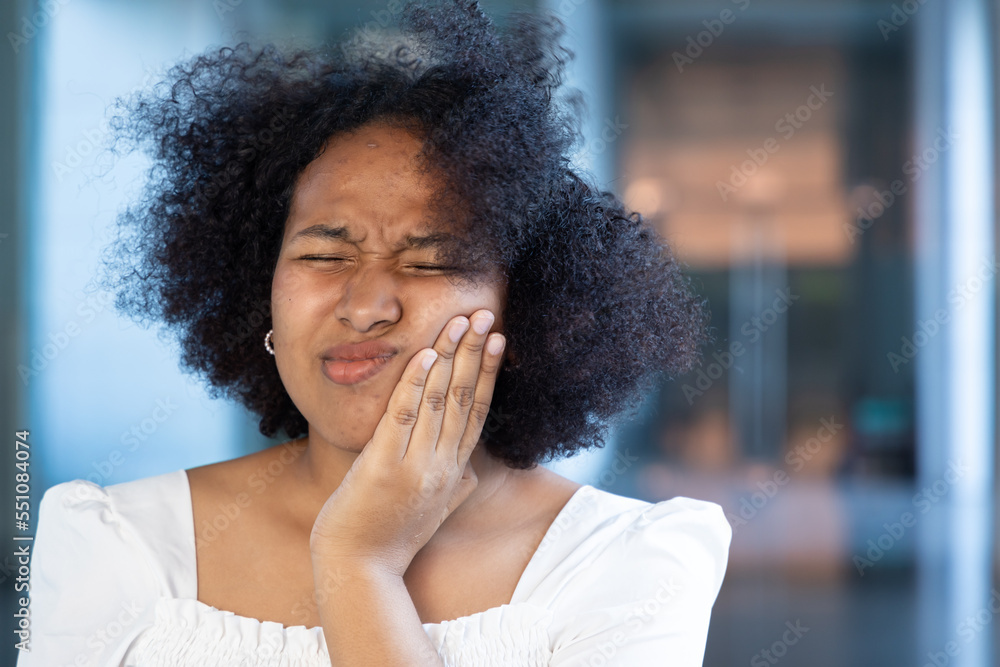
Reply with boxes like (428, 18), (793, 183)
(123, 598), (556, 666)
(19, 470), (731, 667)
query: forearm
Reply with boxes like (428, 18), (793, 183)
(312, 556), (444, 666)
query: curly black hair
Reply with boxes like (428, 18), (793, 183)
(99, 0), (708, 470)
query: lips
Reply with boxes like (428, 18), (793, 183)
(320, 339), (399, 386)
(321, 339), (399, 361)
(322, 356), (394, 385)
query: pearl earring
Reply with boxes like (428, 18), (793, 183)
(264, 329), (275, 356)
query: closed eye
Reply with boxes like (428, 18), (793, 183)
(298, 257), (454, 272)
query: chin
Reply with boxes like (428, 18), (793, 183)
(295, 366), (399, 447)
(305, 417), (378, 451)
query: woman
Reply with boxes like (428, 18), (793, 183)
(23, 1), (731, 665)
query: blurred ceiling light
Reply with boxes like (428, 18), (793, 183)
(735, 169), (786, 209)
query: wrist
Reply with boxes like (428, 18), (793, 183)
(311, 555), (409, 623)
(311, 547), (407, 581)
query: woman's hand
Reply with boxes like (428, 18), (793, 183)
(308, 309), (505, 577)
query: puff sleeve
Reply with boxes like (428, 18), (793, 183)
(546, 496), (732, 667)
(17, 480), (162, 667)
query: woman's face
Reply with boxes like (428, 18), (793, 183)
(270, 122), (506, 452)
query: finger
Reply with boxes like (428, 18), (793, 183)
(404, 315), (469, 462)
(373, 347), (438, 462)
(454, 330), (504, 467)
(434, 309), (494, 457)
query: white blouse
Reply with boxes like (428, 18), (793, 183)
(19, 469), (731, 666)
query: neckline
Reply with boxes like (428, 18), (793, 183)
(178, 469), (592, 631)
(507, 482), (592, 605)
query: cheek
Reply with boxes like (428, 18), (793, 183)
(463, 281), (506, 329)
(414, 284), (505, 337)
(270, 265), (327, 358)
(270, 262), (304, 314)
(271, 264), (331, 321)
(270, 267), (320, 411)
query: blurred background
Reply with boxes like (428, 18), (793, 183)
(1, 0), (997, 665)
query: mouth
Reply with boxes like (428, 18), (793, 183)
(321, 354), (396, 385)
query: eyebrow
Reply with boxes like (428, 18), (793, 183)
(288, 223), (455, 252)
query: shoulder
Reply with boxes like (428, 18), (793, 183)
(556, 487), (731, 592)
(23, 471), (193, 665)
(524, 486), (731, 599)
(531, 488), (732, 666)
(41, 467), (190, 509)
(619, 492), (733, 578)
(185, 439), (307, 500)
(624, 493), (732, 609)
(36, 470), (194, 593)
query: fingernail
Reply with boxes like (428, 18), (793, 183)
(449, 318), (470, 343)
(422, 350), (438, 370)
(487, 334), (504, 356)
(473, 312), (494, 335)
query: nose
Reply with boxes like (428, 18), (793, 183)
(332, 263), (402, 333)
